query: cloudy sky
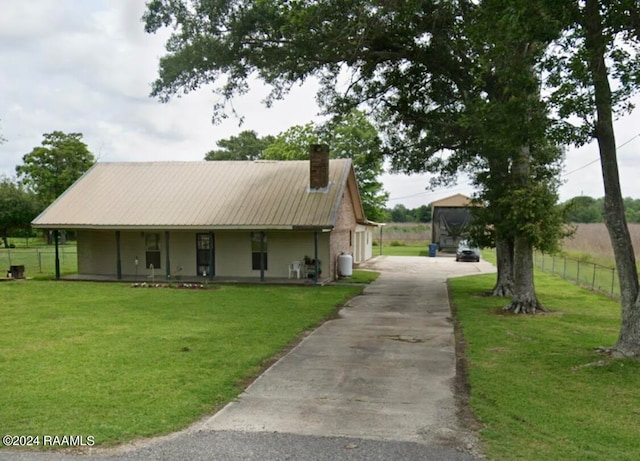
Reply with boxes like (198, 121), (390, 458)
(1, 1), (639, 209)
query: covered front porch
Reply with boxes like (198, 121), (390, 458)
(48, 227), (333, 282)
(59, 273), (333, 285)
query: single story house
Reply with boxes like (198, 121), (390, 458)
(32, 146), (377, 282)
(430, 193), (474, 251)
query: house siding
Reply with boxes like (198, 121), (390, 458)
(76, 229), (332, 280)
(214, 232), (249, 277)
(365, 228), (374, 260)
(77, 230), (116, 275)
(165, 231), (196, 277)
(330, 187), (357, 278)
(269, 231), (330, 279)
(354, 225), (374, 264)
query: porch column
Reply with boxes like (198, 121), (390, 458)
(54, 230), (60, 280)
(313, 231), (319, 282)
(115, 231), (122, 280)
(165, 231), (171, 280)
(259, 231), (265, 282)
(208, 231), (214, 279)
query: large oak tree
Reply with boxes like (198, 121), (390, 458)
(143, 0), (567, 312)
(543, 0), (640, 356)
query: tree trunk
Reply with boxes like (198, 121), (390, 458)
(585, 0), (640, 357)
(492, 234), (515, 296)
(503, 233), (543, 313)
(503, 145), (543, 313)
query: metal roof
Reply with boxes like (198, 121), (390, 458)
(32, 160), (362, 230)
(429, 193), (473, 208)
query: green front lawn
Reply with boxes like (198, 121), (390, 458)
(450, 272), (640, 461)
(0, 281), (361, 447)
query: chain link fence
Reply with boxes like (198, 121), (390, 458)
(0, 247), (78, 278)
(534, 251), (620, 298)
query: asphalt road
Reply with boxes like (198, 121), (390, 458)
(1, 256), (495, 461)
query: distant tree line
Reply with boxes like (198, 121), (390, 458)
(563, 196), (640, 223)
(383, 196), (640, 224)
(384, 204), (432, 223)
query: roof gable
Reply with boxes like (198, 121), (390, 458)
(33, 160), (360, 230)
(430, 193), (472, 208)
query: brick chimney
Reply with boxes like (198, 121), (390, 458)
(309, 144), (329, 190)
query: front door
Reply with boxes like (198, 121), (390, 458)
(196, 233), (215, 276)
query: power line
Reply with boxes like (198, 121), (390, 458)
(563, 132), (640, 177)
(563, 158), (600, 176)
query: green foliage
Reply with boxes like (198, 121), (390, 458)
(0, 177), (40, 248)
(0, 282), (361, 445)
(414, 204), (432, 223)
(203, 112), (388, 221)
(16, 131), (95, 206)
(563, 195), (604, 223)
(542, 2), (640, 146)
(495, 179), (568, 253)
(386, 204), (431, 223)
(560, 196), (640, 223)
(205, 130), (275, 160)
(626, 197), (640, 223)
(262, 124), (317, 160)
(143, 0), (446, 121)
(388, 204), (410, 223)
(262, 111), (389, 222)
(349, 269), (380, 284)
(541, 3), (640, 351)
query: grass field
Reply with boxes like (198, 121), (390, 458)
(0, 281), (362, 447)
(378, 223), (431, 245)
(379, 242), (430, 257)
(376, 223), (431, 253)
(561, 222), (640, 266)
(349, 269), (380, 283)
(450, 272), (640, 461)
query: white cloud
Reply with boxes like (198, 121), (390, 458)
(559, 108), (640, 201)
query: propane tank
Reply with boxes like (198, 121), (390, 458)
(338, 252), (353, 277)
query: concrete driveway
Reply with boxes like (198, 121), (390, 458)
(1, 255), (495, 461)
